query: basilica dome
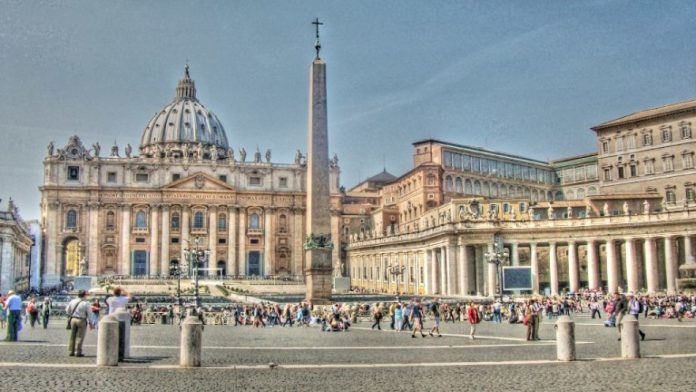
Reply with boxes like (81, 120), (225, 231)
(139, 66), (230, 157)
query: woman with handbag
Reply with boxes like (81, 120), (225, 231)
(466, 302), (480, 340)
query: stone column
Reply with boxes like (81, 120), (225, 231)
(292, 208), (304, 276)
(685, 235), (694, 264)
(530, 243), (539, 295)
(424, 250), (431, 295)
(264, 207), (274, 276)
(644, 237), (658, 294)
(44, 201), (61, 285)
(549, 242), (558, 296)
(511, 242), (519, 266)
(587, 240), (599, 290)
(475, 246), (484, 296)
(149, 206), (159, 276)
(446, 244), (456, 296)
(227, 206), (237, 276)
(606, 239), (618, 294)
(238, 209), (246, 276)
(88, 202), (99, 275)
(160, 205), (170, 276)
(208, 207), (218, 277)
(181, 206), (190, 273)
(487, 243), (497, 297)
(664, 236), (677, 294)
(458, 241), (469, 296)
(568, 241), (579, 293)
(625, 238), (638, 293)
(120, 204), (131, 275)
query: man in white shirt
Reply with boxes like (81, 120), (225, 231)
(4, 290), (22, 342)
(65, 290), (92, 357)
(106, 287), (130, 315)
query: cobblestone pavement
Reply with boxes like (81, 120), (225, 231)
(0, 313), (694, 391)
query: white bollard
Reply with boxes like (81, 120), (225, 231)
(96, 316), (119, 366)
(180, 312), (204, 367)
(112, 308), (132, 359)
(621, 317), (641, 359)
(555, 315), (576, 361)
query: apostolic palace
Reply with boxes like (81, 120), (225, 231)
(1, 52), (695, 299)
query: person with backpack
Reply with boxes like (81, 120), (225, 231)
(371, 304), (383, 330)
(429, 299), (442, 337)
(628, 293), (646, 341)
(410, 301), (426, 338)
(40, 297), (52, 328)
(27, 297), (39, 328)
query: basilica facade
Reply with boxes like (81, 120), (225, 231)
(39, 67), (342, 287)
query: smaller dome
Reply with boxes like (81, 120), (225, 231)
(140, 66), (230, 157)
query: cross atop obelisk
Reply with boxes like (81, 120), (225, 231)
(305, 17), (333, 304)
(312, 17), (323, 60)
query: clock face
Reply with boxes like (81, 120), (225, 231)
(68, 147), (80, 159)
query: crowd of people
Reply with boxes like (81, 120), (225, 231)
(2, 286), (695, 354)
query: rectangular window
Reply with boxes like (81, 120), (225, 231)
(172, 173), (181, 181)
(471, 157), (480, 173)
(135, 237), (145, 243)
(645, 160), (654, 175)
(630, 165), (637, 177)
(616, 137), (623, 152)
(643, 134), (652, 146)
(171, 237), (179, 244)
(249, 176), (262, 186)
(627, 135), (635, 149)
(663, 157), (674, 172)
(135, 173), (149, 182)
(462, 155), (471, 171)
(684, 154), (694, 169)
(617, 167), (624, 179)
(602, 141), (609, 153)
(279, 177), (288, 188)
(218, 238), (226, 244)
(603, 168), (612, 181)
(67, 166), (80, 181)
(107, 172), (117, 183)
(443, 151), (453, 168)
(218, 175), (227, 182)
(662, 129), (672, 142)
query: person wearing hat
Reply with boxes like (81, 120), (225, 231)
(65, 290), (93, 357)
(3, 290), (22, 341)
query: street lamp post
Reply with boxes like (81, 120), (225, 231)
(485, 235), (510, 302)
(387, 264), (406, 302)
(183, 236), (210, 311)
(169, 262), (184, 307)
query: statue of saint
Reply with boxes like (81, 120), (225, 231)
(330, 153), (339, 168)
(254, 148), (262, 163)
(197, 143), (204, 160)
(92, 142), (101, 157)
(125, 143), (132, 158)
(265, 149), (272, 163)
(79, 258), (88, 276)
(227, 148), (235, 162)
(567, 206), (573, 219)
(210, 146), (218, 161)
(111, 143), (119, 157)
(643, 200), (650, 214)
(602, 203), (610, 216)
(547, 205), (554, 220)
(623, 201), (630, 216)
(239, 147), (247, 163)
(47, 141), (54, 156)
(295, 149), (302, 165)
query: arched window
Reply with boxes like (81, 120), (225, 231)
(455, 177), (463, 193)
(171, 213), (180, 231)
(473, 180), (481, 195)
(445, 176), (454, 192)
(492, 183), (499, 197)
(483, 182), (490, 196)
(249, 213), (260, 229)
(464, 179), (473, 194)
(193, 211), (204, 229)
(106, 211), (115, 230)
(66, 209), (77, 229)
(218, 213), (227, 230)
(279, 214), (287, 232)
(135, 210), (147, 228)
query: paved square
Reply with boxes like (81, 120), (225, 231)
(1, 313), (694, 391)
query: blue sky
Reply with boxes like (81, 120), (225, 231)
(1, 1), (695, 220)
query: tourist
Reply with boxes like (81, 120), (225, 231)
(402, 301), (413, 331)
(26, 297), (39, 328)
(492, 300), (502, 323)
(410, 300), (426, 338)
(106, 287), (130, 315)
(627, 293), (646, 341)
(65, 290), (92, 357)
(388, 302), (397, 329)
(466, 301), (480, 339)
(429, 299), (442, 337)
(40, 297), (51, 328)
(90, 299), (101, 328)
(3, 290), (22, 341)
(371, 303), (383, 330)
(589, 299), (601, 319)
(525, 299), (537, 341)
(394, 303), (403, 331)
(613, 293), (628, 340)
(0, 295), (7, 329)
(532, 298), (542, 340)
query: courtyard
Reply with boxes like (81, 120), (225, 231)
(1, 312), (694, 391)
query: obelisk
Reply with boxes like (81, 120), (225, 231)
(304, 18), (333, 304)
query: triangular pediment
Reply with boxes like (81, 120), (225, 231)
(162, 172), (234, 191)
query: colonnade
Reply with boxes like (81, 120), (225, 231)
(350, 234), (695, 296)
